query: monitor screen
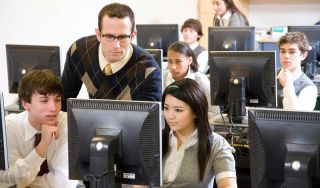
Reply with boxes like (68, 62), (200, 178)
(0, 91), (8, 170)
(208, 26), (255, 51)
(248, 108), (320, 188)
(209, 51), (277, 122)
(67, 99), (162, 187)
(6, 44), (60, 93)
(136, 24), (179, 58)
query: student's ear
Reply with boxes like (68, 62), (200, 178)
(300, 51), (308, 61)
(21, 99), (30, 111)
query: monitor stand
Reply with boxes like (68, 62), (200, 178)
(284, 143), (319, 188)
(88, 129), (121, 188)
(4, 97), (23, 114)
(228, 75), (246, 124)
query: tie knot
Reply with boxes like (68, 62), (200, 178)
(104, 63), (113, 75)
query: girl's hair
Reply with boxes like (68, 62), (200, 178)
(167, 41), (199, 72)
(181, 18), (204, 41)
(162, 78), (212, 181)
(216, 0), (250, 26)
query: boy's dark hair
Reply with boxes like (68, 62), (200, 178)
(181, 18), (203, 41)
(18, 69), (62, 103)
(98, 3), (135, 33)
(278, 32), (309, 53)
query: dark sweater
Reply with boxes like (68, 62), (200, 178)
(61, 35), (162, 111)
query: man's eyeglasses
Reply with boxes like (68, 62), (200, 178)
(100, 33), (131, 42)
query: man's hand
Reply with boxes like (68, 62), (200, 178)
(277, 68), (293, 88)
(36, 123), (59, 157)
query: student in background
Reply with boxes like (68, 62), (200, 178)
(162, 78), (237, 188)
(164, 41), (220, 118)
(3, 69), (78, 187)
(277, 32), (317, 110)
(61, 3), (162, 111)
(212, 0), (249, 26)
(181, 18), (209, 74)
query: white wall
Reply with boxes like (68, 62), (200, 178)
(0, 0), (198, 106)
(249, 0), (320, 27)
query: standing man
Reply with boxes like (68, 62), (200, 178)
(277, 32), (317, 110)
(3, 69), (78, 187)
(61, 3), (162, 111)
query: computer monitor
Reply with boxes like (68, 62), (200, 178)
(145, 49), (163, 70)
(136, 24), (179, 59)
(208, 26), (255, 51)
(0, 91), (8, 170)
(145, 49), (164, 91)
(209, 51), (277, 123)
(287, 26), (320, 77)
(6, 44), (60, 93)
(67, 98), (162, 188)
(248, 108), (320, 188)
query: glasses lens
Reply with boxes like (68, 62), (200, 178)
(102, 34), (115, 42)
(118, 35), (131, 42)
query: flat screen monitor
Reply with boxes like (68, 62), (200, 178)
(208, 26), (255, 51)
(209, 51), (277, 123)
(67, 98), (162, 187)
(145, 49), (163, 70)
(0, 91), (8, 170)
(248, 108), (320, 188)
(145, 49), (164, 91)
(6, 44), (60, 93)
(136, 24), (179, 58)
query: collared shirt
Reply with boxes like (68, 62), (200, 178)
(3, 111), (78, 188)
(279, 68), (318, 110)
(216, 10), (232, 26)
(98, 43), (133, 74)
(163, 129), (237, 185)
(163, 129), (198, 183)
